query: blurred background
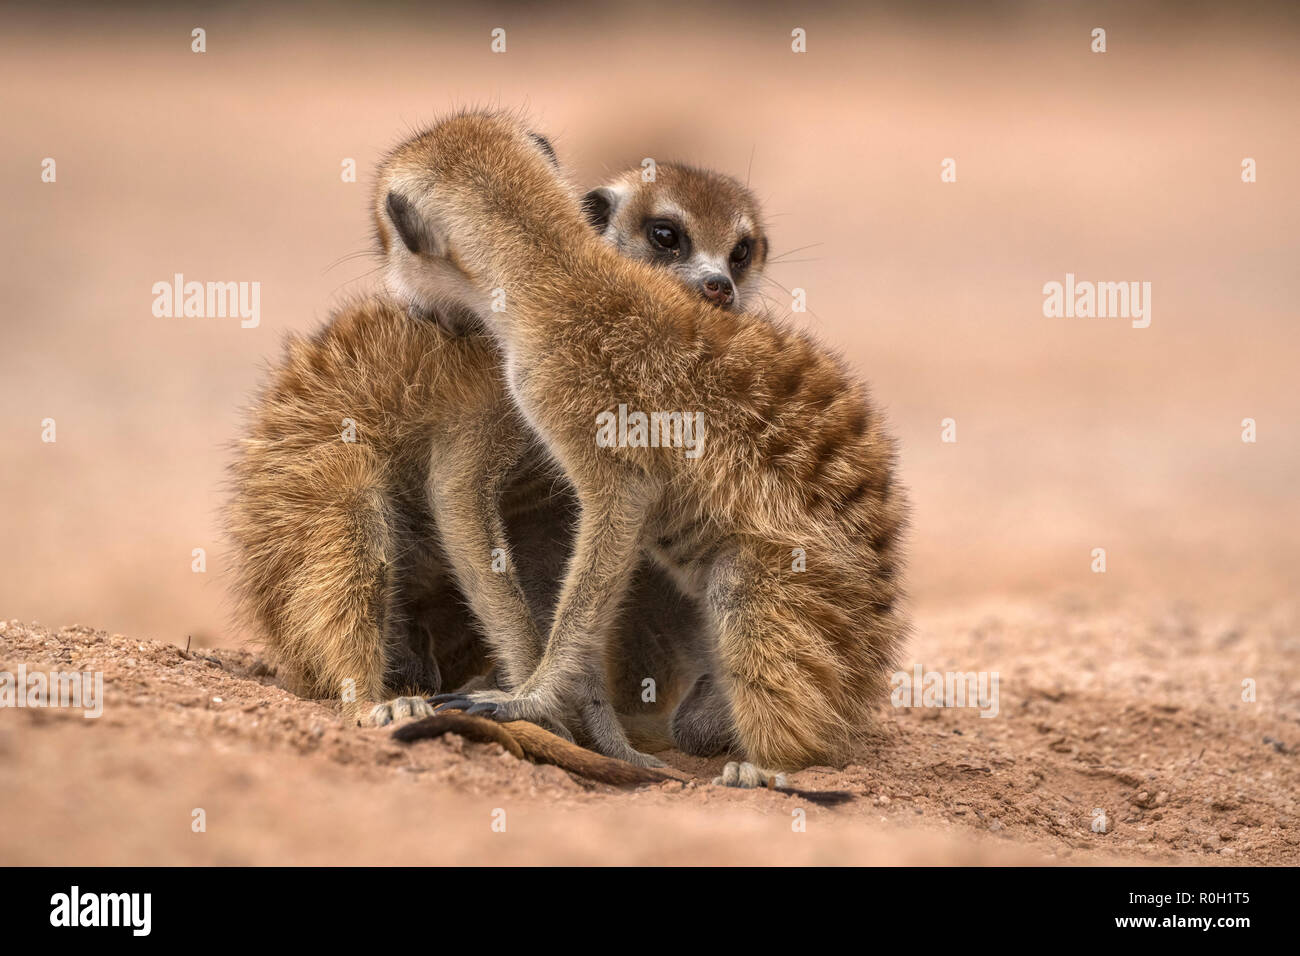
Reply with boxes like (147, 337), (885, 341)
(1, 0), (1296, 648)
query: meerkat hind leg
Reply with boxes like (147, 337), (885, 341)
(675, 672), (789, 788)
(670, 672), (737, 757)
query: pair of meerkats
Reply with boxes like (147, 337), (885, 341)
(228, 111), (907, 788)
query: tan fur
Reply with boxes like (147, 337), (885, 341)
(228, 159), (771, 752)
(379, 111), (909, 772)
(227, 298), (509, 715)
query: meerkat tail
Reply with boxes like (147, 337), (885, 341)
(391, 711), (674, 786)
(391, 711), (526, 758)
(391, 713), (854, 802)
(502, 719), (677, 785)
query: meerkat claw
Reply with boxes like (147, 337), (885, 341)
(432, 697), (472, 713)
(429, 689), (536, 722)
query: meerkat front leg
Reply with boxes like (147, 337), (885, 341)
(374, 442), (542, 726)
(434, 480), (663, 767)
(424, 478), (580, 745)
(430, 468), (546, 692)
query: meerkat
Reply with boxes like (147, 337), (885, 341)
(227, 156), (771, 759)
(383, 111), (908, 783)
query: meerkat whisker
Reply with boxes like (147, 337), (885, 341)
(765, 241), (824, 262)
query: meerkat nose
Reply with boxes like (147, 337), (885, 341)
(701, 275), (735, 307)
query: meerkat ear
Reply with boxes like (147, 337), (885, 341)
(385, 191), (436, 255)
(580, 187), (619, 233)
(529, 133), (559, 167)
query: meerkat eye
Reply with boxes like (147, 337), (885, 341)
(729, 239), (752, 270)
(647, 220), (682, 254)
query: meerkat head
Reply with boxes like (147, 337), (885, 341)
(374, 112), (770, 331)
(581, 164), (768, 311)
(372, 112), (572, 334)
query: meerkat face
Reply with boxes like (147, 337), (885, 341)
(581, 164), (768, 311)
(373, 114), (568, 334)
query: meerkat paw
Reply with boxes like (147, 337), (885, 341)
(369, 696), (435, 727)
(430, 688), (528, 718)
(617, 747), (668, 769)
(571, 695), (667, 768)
(427, 690), (578, 743)
(713, 761), (789, 789)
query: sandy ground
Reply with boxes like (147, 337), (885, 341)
(3, 593), (1296, 865)
(2, 5), (1298, 864)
